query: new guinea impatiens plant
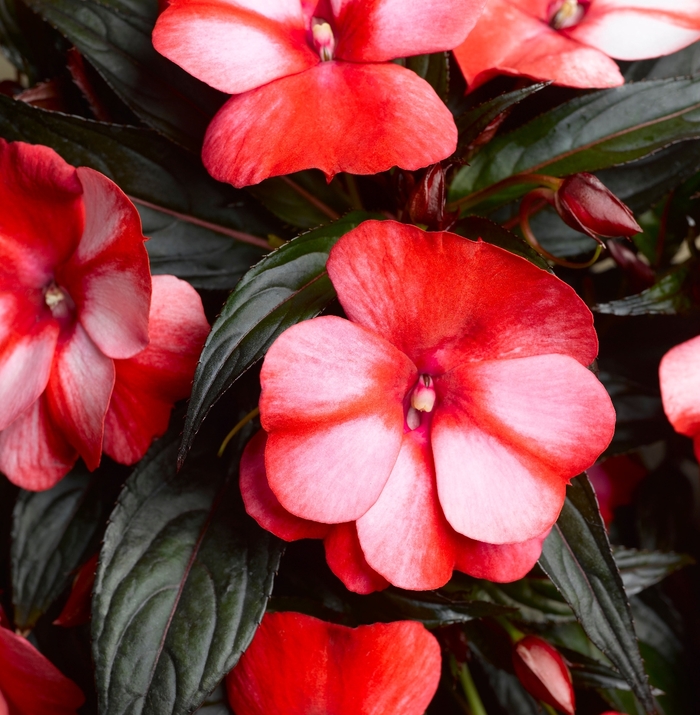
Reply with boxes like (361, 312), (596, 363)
(1, 0), (700, 713)
(240, 220), (615, 591)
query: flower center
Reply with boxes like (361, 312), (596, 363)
(312, 18), (335, 61)
(407, 375), (436, 431)
(44, 281), (74, 320)
(548, 0), (587, 30)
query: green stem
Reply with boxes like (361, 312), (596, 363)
(217, 407), (260, 458)
(495, 616), (525, 643)
(279, 176), (340, 220)
(458, 661), (488, 715)
(542, 703), (559, 715)
(447, 173), (563, 213)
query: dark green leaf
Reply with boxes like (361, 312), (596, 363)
(450, 78), (700, 208)
(624, 40), (700, 82)
(11, 463), (122, 630)
(92, 428), (283, 715)
(538, 475), (657, 714)
(476, 578), (575, 625)
(196, 684), (233, 715)
(0, 0), (29, 73)
(614, 547), (694, 597)
(179, 212), (379, 464)
(406, 52), (449, 101)
(478, 659), (540, 715)
(454, 82), (549, 156)
(594, 264), (695, 316)
(25, 0), (224, 150)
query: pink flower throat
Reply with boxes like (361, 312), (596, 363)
(548, 0), (589, 30)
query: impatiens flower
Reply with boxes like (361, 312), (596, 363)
(454, 0), (700, 90)
(512, 635), (575, 715)
(0, 141), (209, 491)
(0, 623), (84, 714)
(660, 335), (700, 459)
(241, 220), (615, 592)
(152, 0), (487, 187)
(226, 612), (441, 715)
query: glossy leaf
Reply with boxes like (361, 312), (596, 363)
(614, 547), (694, 597)
(450, 78), (700, 207)
(11, 463), (122, 630)
(538, 475), (657, 714)
(179, 212), (380, 464)
(24, 0), (224, 150)
(406, 52), (449, 102)
(92, 428), (283, 715)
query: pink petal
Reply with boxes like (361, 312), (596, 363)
(0, 140), (83, 289)
(454, 530), (549, 582)
(356, 430), (456, 590)
(0, 395), (77, 491)
(153, 0), (317, 95)
(453, 0), (622, 90)
(60, 167), (150, 360)
(202, 61), (457, 187)
(45, 323), (115, 471)
(331, 0), (487, 62)
(261, 315), (415, 523)
(324, 522), (389, 594)
(0, 293), (59, 431)
(571, 2), (700, 60)
(103, 275), (209, 465)
(327, 221), (599, 374)
(659, 334), (700, 437)
(0, 626), (84, 715)
(240, 430), (331, 541)
(227, 613), (440, 715)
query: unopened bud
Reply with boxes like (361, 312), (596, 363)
(512, 635), (575, 715)
(408, 165), (458, 231)
(554, 173), (641, 242)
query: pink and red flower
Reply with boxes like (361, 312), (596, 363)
(0, 623), (84, 715)
(152, 0), (487, 187)
(226, 612), (441, 715)
(241, 220), (615, 592)
(454, 0), (700, 91)
(0, 141), (209, 491)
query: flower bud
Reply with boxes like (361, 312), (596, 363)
(554, 173), (641, 242)
(512, 635), (575, 715)
(408, 164), (458, 230)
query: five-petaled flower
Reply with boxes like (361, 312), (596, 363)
(241, 220), (615, 592)
(0, 141), (210, 491)
(153, 0), (487, 187)
(454, 0), (700, 90)
(0, 621), (84, 715)
(226, 612), (441, 715)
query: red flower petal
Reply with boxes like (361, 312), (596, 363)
(0, 395), (77, 491)
(453, 0), (622, 90)
(45, 323), (115, 471)
(332, 0), (487, 62)
(240, 429), (331, 541)
(202, 62), (457, 186)
(226, 612), (441, 715)
(153, 0), (317, 95)
(454, 530), (549, 582)
(0, 140), (83, 288)
(660, 334), (700, 438)
(570, 1), (700, 60)
(324, 522), (390, 594)
(0, 627), (84, 715)
(54, 553), (98, 628)
(261, 315), (415, 523)
(60, 167), (150, 361)
(0, 292), (59, 431)
(0, 690), (8, 715)
(356, 429), (456, 590)
(327, 221), (598, 373)
(103, 275), (209, 465)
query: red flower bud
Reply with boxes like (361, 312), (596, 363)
(554, 173), (641, 242)
(408, 164), (458, 231)
(512, 635), (575, 715)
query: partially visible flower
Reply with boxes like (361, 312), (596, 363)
(0, 141), (209, 490)
(554, 173), (641, 242)
(0, 623), (84, 714)
(241, 220), (615, 592)
(660, 335), (700, 459)
(54, 553), (98, 628)
(153, 0), (487, 187)
(226, 612), (441, 715)
(454, 0), (700, 90)
(587, 454), (647, 526)
(512, 635), (575, 715)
